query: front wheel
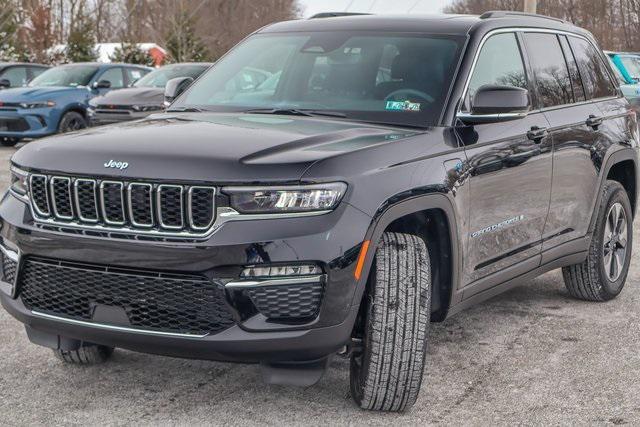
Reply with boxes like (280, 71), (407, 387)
(58, 111), (87, 133)
(562, 180), (633, 301)
(350, 232), (431, 412)
(0, 137), (19, 147)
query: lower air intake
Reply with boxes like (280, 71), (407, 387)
(19, 258), (235, 336)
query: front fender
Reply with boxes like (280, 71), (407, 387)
(349, 191), (461, 318)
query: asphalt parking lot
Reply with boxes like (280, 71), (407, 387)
(1, 144), (639, 426)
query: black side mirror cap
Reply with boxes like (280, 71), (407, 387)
(93, 80), (111, 89)
(457, 85), (530, 125)
(0, 79), (11, 89)
(164, 77), (194, 106)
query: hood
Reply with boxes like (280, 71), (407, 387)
(0, 86), (85, 101)
(13, 112), (421, 183)
(90, 87), (164, 106)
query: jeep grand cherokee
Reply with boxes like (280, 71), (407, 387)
(0, 11), (637, 412)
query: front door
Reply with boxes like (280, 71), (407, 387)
(457, 32), (553, 291)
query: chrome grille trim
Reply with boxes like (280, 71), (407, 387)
(157, 184), (184, 230)
(127, 182), (154, 228)
(73, 179), (99, 223)
(187, 186), (216, 231)
(100, 181), (126, 225)
(49, 176), (74, 220)
(29, 174), (50, 217)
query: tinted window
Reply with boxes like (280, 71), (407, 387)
(99, 68), (125, 88)
(173, 32), (465, 128)
(559, 36), (586, 102)
(0, 67), (27, 87)
(569, 37), (617, 99)
(523, 33), (572, 108)
(466, 33), (527, 110)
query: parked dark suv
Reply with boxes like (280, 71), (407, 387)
(0, 12), (637, 412)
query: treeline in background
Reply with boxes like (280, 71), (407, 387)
(446, 0), (640, 52)
(0, 0), (300, 65)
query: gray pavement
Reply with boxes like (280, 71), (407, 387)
(0, 143), (639, 425)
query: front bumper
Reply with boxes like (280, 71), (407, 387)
(0, 109), (56, 139)
(0, 191), (371, 363)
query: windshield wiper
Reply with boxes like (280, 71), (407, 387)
(245, 108), (347, 118)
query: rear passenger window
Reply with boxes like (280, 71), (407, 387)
(523, 33), (572, 108)
(569, 37), (617, 100)
(559, 36), (586, 102)
(466, 33), (527, 111)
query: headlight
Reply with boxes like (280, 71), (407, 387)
(132, 105), (164, 112)
(10, 166), (28, 196)
(223, 183), (347, 214)
(19, 100), (55, 109)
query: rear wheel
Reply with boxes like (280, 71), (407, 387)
(350, 232), (431, 412)
(562, 180), (632, 301)
(53, 344), (114, 365)
(58, 111), (87, 133)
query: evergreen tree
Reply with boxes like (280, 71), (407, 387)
(164, 11), (209, 63)
(111, 42), (154, 66)
(65, 11), (98, 62)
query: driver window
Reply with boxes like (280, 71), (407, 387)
(466, 33), (527, 111)
(98, 68), (125, 88)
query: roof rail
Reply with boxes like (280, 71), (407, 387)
(479, 10), (566, 24)
(309, 12), (372, 19)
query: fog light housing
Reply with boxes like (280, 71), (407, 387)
(227, 264), (325, 322)
(240, 264), (321, 278)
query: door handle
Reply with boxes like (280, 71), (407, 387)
(586, 114), (603, 130)
(527, 126), (548, 143)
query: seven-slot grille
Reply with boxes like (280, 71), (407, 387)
(28, 174), (216, 236)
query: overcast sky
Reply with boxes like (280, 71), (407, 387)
(298, 0), (454, 17)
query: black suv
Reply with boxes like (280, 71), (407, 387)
(0, 12), (637, 412)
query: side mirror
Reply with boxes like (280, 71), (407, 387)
(164, 77), (194, 106)
(93, 80), (111, 89)
(457, 85), (530, 125)
(0, 79), (11, 89)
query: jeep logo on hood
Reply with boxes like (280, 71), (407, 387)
(104, 159), (129, 170)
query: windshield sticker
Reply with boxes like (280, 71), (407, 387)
(385, 100), (421, 112)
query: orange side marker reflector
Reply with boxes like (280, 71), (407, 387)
(354, 240), (370, 281)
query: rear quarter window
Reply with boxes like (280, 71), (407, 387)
(568, 36), (617, 100)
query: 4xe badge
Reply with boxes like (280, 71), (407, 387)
(104, 159), (129, 170)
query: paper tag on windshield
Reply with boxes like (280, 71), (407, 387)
(385, 100), (421, 112)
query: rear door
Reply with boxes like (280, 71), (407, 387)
(537, 33), (623, 254)
(457, 31), (553, 290)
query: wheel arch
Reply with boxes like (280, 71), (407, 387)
(589, 148), (638, 233)
(353, 192), (461, 322)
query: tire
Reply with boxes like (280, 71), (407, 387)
(0, 137), (19, 147)
(350, 232), (431, 412)
(562, 180), (633, 301)
(53, 344), (114, 365)
(58, 111), (87, 133)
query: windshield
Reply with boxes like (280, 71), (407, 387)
(620, 56), (640, 80)
(134, 64), (209, 88)
(172, 32), (465, 127)
(608, 56), (628, 85)
(29, 65), (99, 87)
